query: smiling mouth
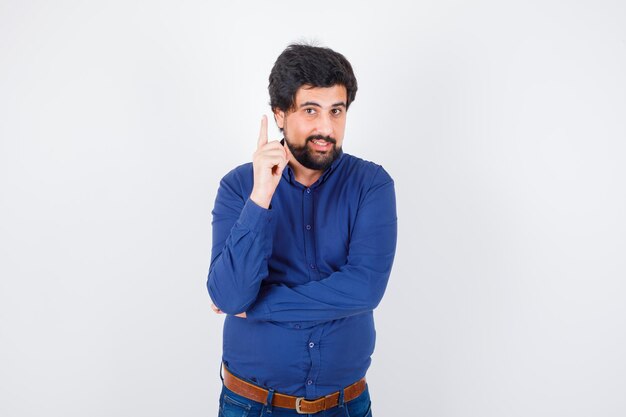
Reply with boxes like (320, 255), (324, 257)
(311, 139), (330, 146)
(309, 140), (333, 152)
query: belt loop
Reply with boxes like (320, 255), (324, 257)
(338, 387), (346, 408)
(339, 387), (352, 417)
(265, 388), (275, 414)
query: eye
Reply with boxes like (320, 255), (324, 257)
(304, 108), (316, 115)
(331, 108), (343, 116)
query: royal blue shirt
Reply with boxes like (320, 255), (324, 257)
(207, 151), (397, 399)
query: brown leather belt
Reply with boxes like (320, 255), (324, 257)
(222, 364), (367, 414)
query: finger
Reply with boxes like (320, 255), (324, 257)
(255, 141), (283, 155)
(276, 159), (288, 176)
(259, 148), (288, 158)
(283, 140), (292, 162)
(275, 151), (289, 175)
(263, 160), (287, 171)
(262, 140), (284, 149)
(257, 115), (268, 150)
(255, 152), (287, 168)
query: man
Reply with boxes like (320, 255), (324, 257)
(207, 43), (397, 417)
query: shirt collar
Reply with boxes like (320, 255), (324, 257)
(318, 150), (344, 184)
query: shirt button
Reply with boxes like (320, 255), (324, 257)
(306, 188), (311, 194)
(308, 342), (315, 348)
(294, 324), (301, 329)
(307, 379), (313, 385)
(306, 225), (311, 230)
(310, 264), (316, 269)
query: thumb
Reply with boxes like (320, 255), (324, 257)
(274, 147), (290, 178)
(283, 139), (293, 162)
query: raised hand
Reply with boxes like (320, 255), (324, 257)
(249, 115), (291, 208)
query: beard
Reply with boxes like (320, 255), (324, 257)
(284, 134), (343, 171)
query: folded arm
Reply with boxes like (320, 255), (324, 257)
(246, 167), (398, 323)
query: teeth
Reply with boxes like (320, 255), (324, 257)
(313, 140), (328, 145)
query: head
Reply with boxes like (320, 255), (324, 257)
(269, 44), (358, 171)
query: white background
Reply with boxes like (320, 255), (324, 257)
(1, 1), (625, 416)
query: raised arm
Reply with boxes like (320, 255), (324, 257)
(206, 116), (290, 314)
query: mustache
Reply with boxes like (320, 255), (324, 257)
(306, 135), (336, 144)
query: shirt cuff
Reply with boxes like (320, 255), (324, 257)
(245, 299), (271, 321)
(236, 198), (273, 234)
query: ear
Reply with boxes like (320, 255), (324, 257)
(273, 108), (285, 129)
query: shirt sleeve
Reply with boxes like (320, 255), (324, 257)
(206, 169), (273, 315)
(245, 166), (397, 323)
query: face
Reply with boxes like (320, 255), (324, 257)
(274, 84), (348, 171)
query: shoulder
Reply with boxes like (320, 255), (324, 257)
(217, 162), (254, 196)
(341, 153), (394, 187)
(220, 162), (253, 184)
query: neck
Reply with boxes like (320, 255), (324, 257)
(289, 160), (324, 187)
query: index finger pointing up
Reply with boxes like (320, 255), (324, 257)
(257, 115), (268, 149)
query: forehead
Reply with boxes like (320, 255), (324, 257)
(294, 84), (347, 106)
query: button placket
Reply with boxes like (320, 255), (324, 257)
(305, 327), (323, 398)
(302, 186), (318, 281)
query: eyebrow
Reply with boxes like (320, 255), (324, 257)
(299, 101), (347, 108)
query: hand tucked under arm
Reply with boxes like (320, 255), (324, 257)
(211, 303), (246, 318)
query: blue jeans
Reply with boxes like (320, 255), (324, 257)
(217, 383), (373, 417)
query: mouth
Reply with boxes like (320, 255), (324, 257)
(308, 138), (334, 151)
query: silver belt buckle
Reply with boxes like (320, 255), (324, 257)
(295, 397), (307, 414)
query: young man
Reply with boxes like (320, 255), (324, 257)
(207, 44), (397, 417)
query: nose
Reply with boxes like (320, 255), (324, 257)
(315, 112), (333, 137)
